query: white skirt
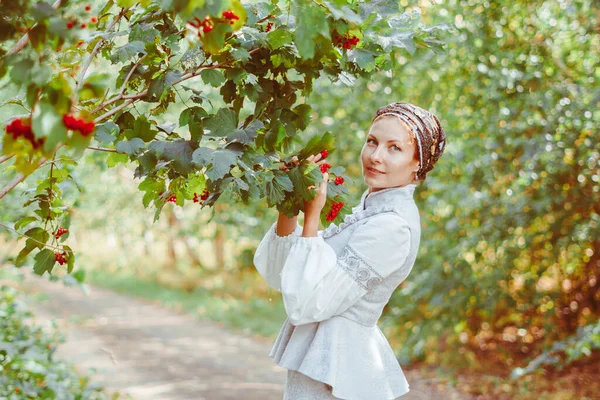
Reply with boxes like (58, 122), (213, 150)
(284, 369), (341, 399)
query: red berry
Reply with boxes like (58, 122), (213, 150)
(200, 189), (209, 200)
(203, 25), (213, 33)
(319, 163), (331, 173)
(85, 5), (92, 11)
(335, 176), (344, 185)
(54, 252), (67, 265)
(55, 227), (69, 239)
(81, 23), (87, 28)
(320, 149), (329, 158)
(91, 16), (98, 23)
(265, 22), (273, 32)
(66, 21), (75, 29)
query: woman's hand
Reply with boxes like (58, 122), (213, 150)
(303, 153), (329, 219)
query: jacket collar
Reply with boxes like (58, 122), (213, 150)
(358, 184), (417, 211)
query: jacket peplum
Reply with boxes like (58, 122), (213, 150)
(253, 184), (421, 400)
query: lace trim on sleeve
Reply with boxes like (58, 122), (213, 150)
(337, 245), (384, 291)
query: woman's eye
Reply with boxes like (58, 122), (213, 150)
(367, 139), (376, 144)
(392, 145), (401, 151)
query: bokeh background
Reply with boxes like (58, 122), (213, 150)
(1, 0), (599, 399)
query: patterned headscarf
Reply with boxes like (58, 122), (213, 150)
(372, 102), (447, 181)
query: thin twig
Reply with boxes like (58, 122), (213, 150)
(73, 8), (129, 104)
(0, 154), (15, 164)
(6, 0), (62, 56)
(0, 222), (73, 255)
(92, 47), (263, 123)
(93, 97), (137, 124)
(86, 146), (117, 153)
(0, 157), (46, 200)
(91, 54), (147, 114)
(0, 174), (27, 200)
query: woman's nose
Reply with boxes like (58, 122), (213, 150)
(370, 146), (384, 163)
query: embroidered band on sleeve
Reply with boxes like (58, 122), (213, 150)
(337, 245), (384, 291)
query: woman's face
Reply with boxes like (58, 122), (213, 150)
(360, 116), (420, 193)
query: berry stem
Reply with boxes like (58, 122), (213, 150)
(0, 222), (74, 255)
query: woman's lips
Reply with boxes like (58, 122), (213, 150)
(367, 167), (385, 175)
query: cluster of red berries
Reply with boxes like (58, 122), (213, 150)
(335, 176), (344, 185)
(320, 163), (332, 173)
(193, 189), (210, 203)
(333, 33), (360, 50)
(55, 227), (69, 239)
(320, 149), (329, 158)
(66, 5), (97, 29)
(265, 21), (274, 32)
(5, 118), (45, 149)
(189, 10), (240, 35)
(167, 195), (177, 203)
(54, 252), (68, 265)
(63, 114), (95, 136)
(222, 10), (240, 24)
(326, 201), (344, 221)
(189, 16), (214, 34)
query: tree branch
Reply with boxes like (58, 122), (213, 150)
(0, 157), (46, 200)
(91, 47), (263, 123)
(0, 222), (74, 255)
(73, 7), (130, 105)
(86, 146), (117, 153)
(5, 0), (62, 56)
(91, 54), (147, 114)
(93, 97), (137, 124)
(0, 154), (15, 165)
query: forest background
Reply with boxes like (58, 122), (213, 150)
(1, 0), (598, 399)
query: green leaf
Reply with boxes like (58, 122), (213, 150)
(149, 140), (194, 175)
(128, 116), (156, 142)
(23, 227), (49, 249)
(230, 47), (251, 62)
(14, 217), (38, 231)
(62, 245), (75, 274)
(33, 249), (55, 276)
(79, 73), (110, 101)
(348, 49), (378, 71)
(267, 30), (293, 50)
(107, 152), (129, 167)
(31, 99), (68, 153)
(203, 108), (237, 137)
(95, 122), (119, 144)
(227, 120), (264, 144)
(372, 31), (416, 54)
(192, 147), (242, 180)
(295, 3), (329, 60)
(323, 1), (363, 24)
(116, 138), (145, 156)
(117, 0), (137, 7)
(200, 69), (226, 87)
(111, 41), (146, 63)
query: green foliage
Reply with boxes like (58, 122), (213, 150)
(300, 0), (599, 373)
(0, 285), (116, 399)
(0, 0), (448, 276)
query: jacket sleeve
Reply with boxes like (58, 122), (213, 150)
(280, 214), (412, 326)
(252, 221), (304, 292)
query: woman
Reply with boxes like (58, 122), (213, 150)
(253, 102), (447, 399)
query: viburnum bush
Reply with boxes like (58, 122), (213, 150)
(0, 0), (449, 276)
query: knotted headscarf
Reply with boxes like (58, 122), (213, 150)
(372, 102), (447, 181)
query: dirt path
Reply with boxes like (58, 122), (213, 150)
(17, 275), (470, 400)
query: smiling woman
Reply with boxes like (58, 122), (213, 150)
(362, 102), (447, 193)
(254, 102), (447, 399)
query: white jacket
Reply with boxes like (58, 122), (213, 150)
(253, 184), (421, 400)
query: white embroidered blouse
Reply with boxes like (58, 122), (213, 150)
(253, 184), (421, 400)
